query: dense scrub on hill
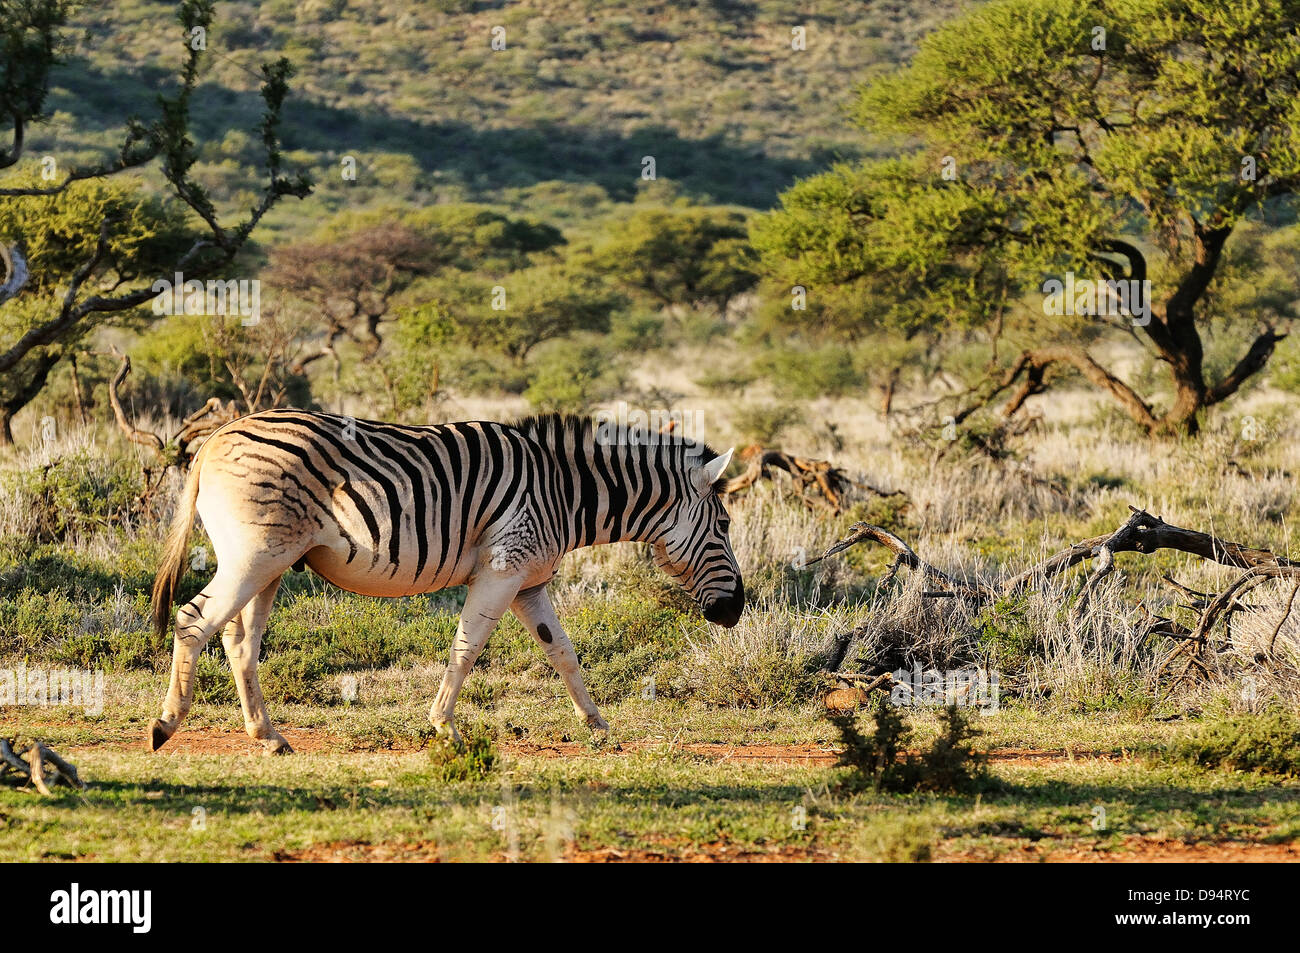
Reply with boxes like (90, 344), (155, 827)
(44, 0), (959, 223)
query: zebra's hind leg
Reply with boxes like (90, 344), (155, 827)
(511, 584), (609, 738)
(430, 574), (519, 747)
(148, 570), (274, 752)
(221, 576), (290, 755)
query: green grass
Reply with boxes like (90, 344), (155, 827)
(1165, 710), (1300, 778)
(5, 696), (1294, 863)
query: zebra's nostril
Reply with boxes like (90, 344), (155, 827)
(702, 584), (744, 628)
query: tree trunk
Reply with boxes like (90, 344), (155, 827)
(1083, 227), (1281, 437)
(879, 366), (899, 416)
(1142, 226), (1228, 435)
(0, 350), (59, 448)
(69, 354), (87, 425)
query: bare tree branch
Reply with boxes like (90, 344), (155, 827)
(813, 505), (1300, 666)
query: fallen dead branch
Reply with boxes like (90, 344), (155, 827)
(107, 351), (241, 469)
(815, 522), (978, 596)
(809, 504), (1300, 690)
(0, 737), (86, 794)
(722, 446), (908, 515)
(103, 351), (242, 511)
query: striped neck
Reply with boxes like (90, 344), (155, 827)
(514, 414), (708, 552)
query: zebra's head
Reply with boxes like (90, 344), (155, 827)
(652, 447), (745, 628)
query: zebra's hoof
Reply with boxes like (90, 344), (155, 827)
(147, 719), (172, 752)
(432, 721), (464, 750)
(262, 736), (293, 756)
(585, 714), (612, 747)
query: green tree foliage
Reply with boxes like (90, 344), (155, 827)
(313, 204), (564, 274)
(266, 204), (577, 414)
(0, 172), (194, 440)
(401, 265), (623, 366)
(754, 0), (1300, 434)
(588, 205), (757, 312)
(130, 310), (314, 415)
(268, 223), (445, 372)
(0, 0), (70, 169)
(522, 340), (623, 415)
(0, 0), (312, 444)
(0, 172), (193, 292)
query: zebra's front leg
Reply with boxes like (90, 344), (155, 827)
(511, 583), (609, 737)
(430, 574), (520, 746)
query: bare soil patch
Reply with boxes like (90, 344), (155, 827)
(54, 724), (343, 755)
(566, 839), (836, 862)
(504, 740), (1127, 766)
(272, 839), (442, 862)
(46, 721), (1132, 765)
(943, 837), (1300, 863)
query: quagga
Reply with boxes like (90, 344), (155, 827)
(148, 409), (743, 753)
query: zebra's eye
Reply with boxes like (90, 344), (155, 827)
(717, 518), (731, 534)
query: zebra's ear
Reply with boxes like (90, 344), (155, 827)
(695, 447), (734, 494)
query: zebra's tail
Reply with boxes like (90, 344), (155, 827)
(152, 461), (203, 639)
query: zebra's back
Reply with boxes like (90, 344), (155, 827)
(196, 409), (553, 596)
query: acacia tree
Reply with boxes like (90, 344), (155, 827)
(269, 225), (443, 376)
(0, 174), (192, 442)
(0, 0), (312, 444)
(753, 0), (1300, 435)
(589, 206), (757, 313)
(402, 265), (623, 366)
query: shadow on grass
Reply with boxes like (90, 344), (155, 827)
(28, 774), (814, 817)
(0, 549), (155, 601)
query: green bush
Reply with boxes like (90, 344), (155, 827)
(1166, 711), (1300, 777)
(754, 345), (863, 399)
(973, 596), (1039, 673)
(428, 727), (498, 783)
(730, 401), (803, 446)
(3, 451), (143, 543)
(670, 627), (823, 708)
(193, 652), (240, 706)
(831, 701), (991, 794)
(0, 589), (158, 669)
(260, 647), (335, 706)
(523, 341), (622, 414)
(566, 595), (690, 704)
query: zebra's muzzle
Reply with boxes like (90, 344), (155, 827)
(702, 582), (745, 628)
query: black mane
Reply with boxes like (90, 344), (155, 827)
(510, 411), (721, 464)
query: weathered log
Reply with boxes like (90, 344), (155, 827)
(1003, 506), (1298, 596)
(811, 505), (1300, 675)
(722, 447), (906, 515)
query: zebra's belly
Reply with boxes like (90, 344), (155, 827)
(301, 542), (477, 597)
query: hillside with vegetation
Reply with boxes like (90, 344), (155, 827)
(45, 0), (959, 228)
(3, 0), (1300, 864)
